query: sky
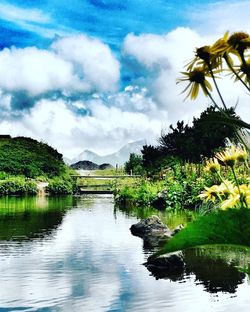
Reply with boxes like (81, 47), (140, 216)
(0, 0), (250, 158)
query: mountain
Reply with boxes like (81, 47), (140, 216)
(70, 160), (99, 170)
(70, 161), (114, 170)
(70, 140), (146, 166)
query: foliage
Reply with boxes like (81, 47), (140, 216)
(159, 106), (239, 162)
(0, 136), (66, 178)
(46, 177), (74, 195)
(140, 106), (240, 176)
(124, 153), (145, 175)
(115, 162), (217, 210)
(116, 144), (249, 211)
(115, 179), (162, 206)
(199, 145), (249, 209)
(0, 177), (37, 195)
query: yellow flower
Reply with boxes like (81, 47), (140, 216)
(221, 192), (240, 209)
(234, 58), (250, 84)
(237, 184), (250, 206)
(186, 46), (211, 71)
(227, 32), (250, 53)
(216, 146), (238, 167)
(221, 184), (250, 209)
(177, 67), (212, 100)
(234, 146), (248, 162)
(218, 179), (235, 197)
(210, 32), (230, 57)
(198, 185), (221, 202)
(204, 158), (220, 173)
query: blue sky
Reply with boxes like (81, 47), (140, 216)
(0, 0), (250, 157)
(0, 0), (209, 49)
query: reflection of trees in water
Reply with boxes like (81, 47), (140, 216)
(184, 249), (245, 293)
(0, 196), (79, 241)
(146, 248), (246, 294)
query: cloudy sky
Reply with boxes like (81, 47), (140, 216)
(0, 0), (250, 158)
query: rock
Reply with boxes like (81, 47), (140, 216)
(130, 215), (171, 238)
(130, 215), (172, 248)
(145, 252), (185, 280)
(130, 216), (184, 249)
(143, 232), (172, 249)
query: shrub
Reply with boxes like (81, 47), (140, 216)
(46, 178), (74, 195)
(0, 177), (38, 195)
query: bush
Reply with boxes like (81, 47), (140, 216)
(46, 178), (74, 195)
(0, 177), (38, 195)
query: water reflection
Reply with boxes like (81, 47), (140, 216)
(0, 196), (249, 311)
(146, 248), (246, 293)
(184, 248), (246, 293)
(0, 196), (76, 240)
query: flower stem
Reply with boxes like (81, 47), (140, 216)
(231, 166), (246, 208)
(208, 63), (228, 110)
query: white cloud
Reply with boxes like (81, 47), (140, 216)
(0, 47), (81, 95)
(0, 35), (120, 96)
(0, 2), (50, 24)
(52, 35), (120, 92)
(123, 28), (209, 121)
(190, 1), (250, 35)
(124, 28), (203, 70)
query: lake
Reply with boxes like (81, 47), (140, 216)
(0, 195), (249, 311)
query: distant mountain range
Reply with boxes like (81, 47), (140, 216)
(66, 140), (146, 166)
(70, 161), (113, 170)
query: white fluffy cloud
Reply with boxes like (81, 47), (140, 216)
(0, 35), (120, 96)
(0, 47), (80, 95)
(123, 28), (209, 121)
(190, 1), (250, 35)
(52, 35), (120, 92)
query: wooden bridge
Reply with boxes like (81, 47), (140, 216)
(71, 174), (141, 194)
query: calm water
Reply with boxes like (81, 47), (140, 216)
(0, 195), (249, 312)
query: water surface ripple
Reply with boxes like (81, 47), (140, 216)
(0, 195), (249, 311)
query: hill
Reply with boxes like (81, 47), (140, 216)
(70, 160), (99, 170)
(0, 136), (66, 178)
(70, 160), (113, 170)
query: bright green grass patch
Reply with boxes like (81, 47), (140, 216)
(159, 208), (250, 255)
(94, 168), (125, 176)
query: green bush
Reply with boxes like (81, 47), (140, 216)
(46, 178), (74, 195)
(0, 177), (38, 195)
(115, 179), (162, 206)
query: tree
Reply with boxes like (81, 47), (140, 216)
(159, 106), (240, 162)
(124, 153), (144, 175)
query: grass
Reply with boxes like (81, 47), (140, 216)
(158, 208), (250, 255)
